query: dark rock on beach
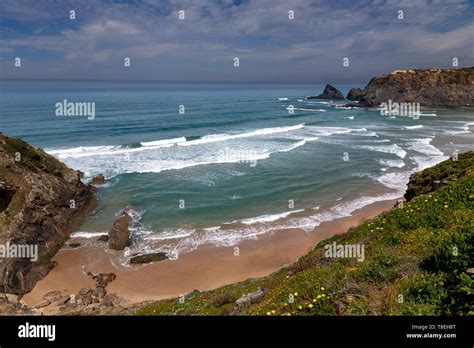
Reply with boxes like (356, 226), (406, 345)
(130, 252), (169, 264)
(108, 209), (132, 250)
(306, 84), (344, 100)
(87, 271), (117, 288)
(0, 134), (96, 294)
(97, 234), (109, 242)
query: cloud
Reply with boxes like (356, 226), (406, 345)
(0, 0), (472, 82)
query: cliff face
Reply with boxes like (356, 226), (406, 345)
(0, 135), (96, 295)
(357, 67), (474, 107)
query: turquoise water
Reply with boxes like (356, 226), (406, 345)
(1, 82), (473, 259)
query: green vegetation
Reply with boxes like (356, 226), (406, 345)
(135, 152), (474, 316)
(405, 151), (473, 200)
(1, 135), (63, 176)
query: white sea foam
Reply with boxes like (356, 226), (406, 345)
(376, 172), (411, 192)
(307, 101), (329, 104)
(354, 144), (407, 159)
(378, 159), (406, 168)
(141, 137), (187, 147)
(46, 124), (312, 177)
(404, 138), (448, 170)
(179, 124), (305, 146)
(238, 209), (305, 225)
(404, 125), (423, 130)
(70, 231), (107, 239)
(287, 107), (326, 112)
(278, 97), (289, 101)
(306, 126), (367, 137)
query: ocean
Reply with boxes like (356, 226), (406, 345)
(1, 81), (473, 262)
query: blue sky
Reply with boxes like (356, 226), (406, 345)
(0, 0), (473, 83)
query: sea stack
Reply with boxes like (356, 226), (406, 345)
(306, 84), (345, 100)
(108, 209), (132, 250)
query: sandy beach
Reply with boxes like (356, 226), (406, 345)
(22, 198), (397, 312)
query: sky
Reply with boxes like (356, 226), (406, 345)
(0, 0), (473, 84)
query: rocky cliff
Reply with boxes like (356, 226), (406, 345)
(355, 67), (474, 107)
(0, 134), (96, 295)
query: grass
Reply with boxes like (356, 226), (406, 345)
(1, 135), (64, 176)
(134, 152), (474, 316)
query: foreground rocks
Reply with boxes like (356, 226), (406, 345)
(108, 209), (132, 250)
(130, 252), (168, 264)
(306, 84), (344, 100)
(0, 135), (96, 294)
(354, 67), (474, 107)
(235, 288), (267, 307)
(25, 271), (140, 314)
(89, 174), (107, 186)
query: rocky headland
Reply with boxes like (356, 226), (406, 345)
(347, 67), (474, 107)
(0, 134), (96, 297)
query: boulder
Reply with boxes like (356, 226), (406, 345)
(90, 174), (106, 186)
(101, 293), (122, 307)
(34, 301), (51, 309)
(79, 288), (92, 296)
(108, 210), (132, 250)
(87, 272), (117, 288)
(306, 84), (344, 100)
(97, 235), (109, 242)
(130, 252), (168, 264)
(42, 290), (61, 302)
(235, 288), (267, 306)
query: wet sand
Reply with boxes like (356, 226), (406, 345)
(23, 198), (397, 311)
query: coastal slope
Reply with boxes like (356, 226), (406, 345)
(0, 135), (96, 295)
(136, 152), (474, 316)
(348, 67), (474, 107)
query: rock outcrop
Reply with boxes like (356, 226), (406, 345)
(355, 67), (474, 107)
(347, 88), (364, 101)
(108, 209), (131, 250)
(306, 84), (344, 100)
(0, 135), (96, 295)
(130, 252), (168, 264)
(89, 174), (106, 186)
